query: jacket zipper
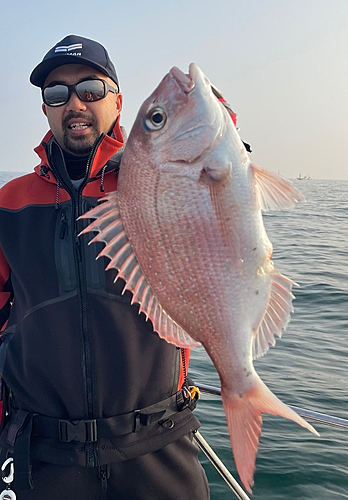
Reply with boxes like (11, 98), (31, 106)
(48, 136), (105, 467)
(75, 135), (105, 467)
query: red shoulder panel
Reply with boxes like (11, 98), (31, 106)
(0, 173), (70, 211)
(90, 121), (125, 178)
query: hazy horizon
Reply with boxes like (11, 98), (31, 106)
(1, 0), (347, 180)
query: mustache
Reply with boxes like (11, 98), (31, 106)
(63, 113), (96, 129)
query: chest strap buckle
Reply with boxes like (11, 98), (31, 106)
(59, 419), (97, 443)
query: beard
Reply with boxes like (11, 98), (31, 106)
(62, 113), (99, 156)
(63, 129), (99, 156)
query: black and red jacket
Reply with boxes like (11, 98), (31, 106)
(0, 121), (199, 468)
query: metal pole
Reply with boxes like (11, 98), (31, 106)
(193, 431), (251, 500)
(196, 383), (348, 430)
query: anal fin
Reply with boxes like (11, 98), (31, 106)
(252, 271), (296, 359)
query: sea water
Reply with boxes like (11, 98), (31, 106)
(190, 179), (348, 500)
(1, 173), (347, 499)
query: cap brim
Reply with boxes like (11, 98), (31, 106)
(30, 56), (117, 89)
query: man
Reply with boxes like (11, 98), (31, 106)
(0, 35), (210, 499)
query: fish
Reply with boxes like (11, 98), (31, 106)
(80, 63), (319, 493)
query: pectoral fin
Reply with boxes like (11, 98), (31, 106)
(251, 164), (305, 211)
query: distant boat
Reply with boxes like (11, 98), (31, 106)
(297, 174), (311, 180)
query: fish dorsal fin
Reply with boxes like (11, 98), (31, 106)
(252, 272), (296, 359)
(251, 164), (305, 211)
(79, 192), (200, 349)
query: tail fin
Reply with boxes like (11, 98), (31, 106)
(221, 377), (319, 493)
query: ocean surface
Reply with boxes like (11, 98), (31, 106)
(1, 173), (347, 499)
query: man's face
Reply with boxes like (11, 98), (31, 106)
(42, 64), (123, 156)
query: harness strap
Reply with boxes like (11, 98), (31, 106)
(13, 413), (33, 490)
(31, 391), (188, 443)
(2, 390), (197, 491)
(2, 410), (34, 490)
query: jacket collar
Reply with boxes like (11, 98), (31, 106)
(34, 120), (126, 183)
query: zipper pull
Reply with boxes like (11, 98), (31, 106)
(99, 464), (109, 497)
(75, 236), (82, 262)
(59, 210), (68, 239)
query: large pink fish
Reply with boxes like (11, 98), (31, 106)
(81, 63), (318, 493)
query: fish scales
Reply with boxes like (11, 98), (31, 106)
(80, 63), (318, 493)
(120, 160), (237, 339)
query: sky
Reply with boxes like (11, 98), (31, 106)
(1, 0), (347, 180)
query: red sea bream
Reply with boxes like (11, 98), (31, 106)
(81, 63), (319, 493)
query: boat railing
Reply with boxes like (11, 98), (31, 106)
(196, 383), (348, 429)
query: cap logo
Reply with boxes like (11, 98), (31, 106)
(55, 43), (83, 53)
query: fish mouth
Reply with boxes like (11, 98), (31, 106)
(170, 64), (196, 93)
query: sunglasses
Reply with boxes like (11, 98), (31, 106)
(42, 78), (118, 107)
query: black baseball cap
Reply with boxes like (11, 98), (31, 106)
(30, 35), (119, 90)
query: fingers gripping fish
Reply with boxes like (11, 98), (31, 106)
(80, 63), (318, 493)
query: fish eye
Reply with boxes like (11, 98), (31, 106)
(145, 108), (167, 131)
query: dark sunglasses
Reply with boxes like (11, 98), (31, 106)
(42, 78), (118, 107)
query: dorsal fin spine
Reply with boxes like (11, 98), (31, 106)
(106, 241), (132, 271)
(81, 191), (201, 349)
